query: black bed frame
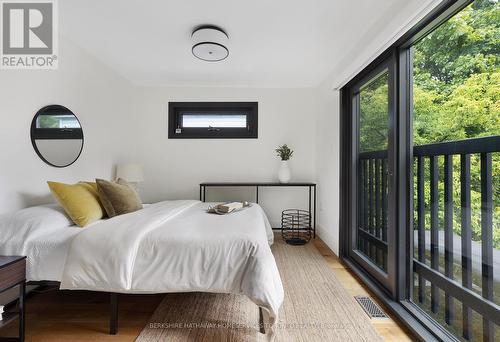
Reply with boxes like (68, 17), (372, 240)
(27, 280), (266, 335)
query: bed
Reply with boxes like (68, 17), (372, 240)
(0, 200), (284, 336)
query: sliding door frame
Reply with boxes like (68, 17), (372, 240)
(347, 55), (398, 295)
(339, 0), (475, 341)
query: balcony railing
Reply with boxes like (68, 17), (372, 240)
(358, 150), (388, 271)
(359, 135), (500, 341)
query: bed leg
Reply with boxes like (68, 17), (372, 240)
(258, 307), (265, 334)
(110, 293), (118, 335)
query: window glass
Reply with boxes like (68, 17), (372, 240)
(411, 0), (499, 339)
(168, 102), (257, 139)
(181, 113), (247, 128)
(359, 70), (389, 153)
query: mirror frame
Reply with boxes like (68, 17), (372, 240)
(30, 104), (84, 168)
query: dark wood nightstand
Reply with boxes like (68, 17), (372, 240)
(0, 256), (26, 342)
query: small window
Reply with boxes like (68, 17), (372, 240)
(168, 102), (258, 139)
(181, 113), (247, 128)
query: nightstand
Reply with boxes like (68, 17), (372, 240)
(0, 256), (26, 342)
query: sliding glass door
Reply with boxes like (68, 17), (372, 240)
(347, 56), (397, 295)
(409, 1), (500, 340)
(340, 0), (499, 340)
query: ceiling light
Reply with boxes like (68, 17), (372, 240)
(191, 25), (229, 62)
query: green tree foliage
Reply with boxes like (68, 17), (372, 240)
(412, 0), (500, 247)
(359, 72), (389, 152)
(359, 0), (499, 247)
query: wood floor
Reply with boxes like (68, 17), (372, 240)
(0, 236), (415, 342)
(312, 238), (416, 342)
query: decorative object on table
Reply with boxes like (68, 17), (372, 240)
(207, 201), (251, 215)
(281, 209), (312, 245)
(275, 144), (293, 183)
(199, 182), (317, 239)
(115, 163), (144, 190)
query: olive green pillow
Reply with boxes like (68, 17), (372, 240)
(95, 178), (143, 217)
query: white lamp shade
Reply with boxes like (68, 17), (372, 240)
(191, 26), (229, 62)
(116, 163), (144, 182)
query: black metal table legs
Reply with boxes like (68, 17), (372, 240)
(199, 183), (316, 238)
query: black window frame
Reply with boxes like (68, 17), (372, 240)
(168, 102), (258, 139)
(339, 0), (500, 341)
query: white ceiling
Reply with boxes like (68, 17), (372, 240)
(60, 0), (432, 87)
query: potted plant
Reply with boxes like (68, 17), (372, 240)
(275, 144), (293, 183)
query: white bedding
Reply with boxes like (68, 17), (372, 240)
(0, 200), (283, 326)
(0, 204), (82, 281)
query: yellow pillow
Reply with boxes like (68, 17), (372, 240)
(78, 181), (107, 215)
(47, 181), (105, 227)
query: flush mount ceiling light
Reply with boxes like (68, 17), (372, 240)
(191, 25), (229, 62)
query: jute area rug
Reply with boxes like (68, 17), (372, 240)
(136, 237), (383, 342)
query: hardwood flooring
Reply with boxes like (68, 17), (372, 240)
(312, 238), (416, 342)
(0, 236), (415, 342)
(0, 289), (163, 342)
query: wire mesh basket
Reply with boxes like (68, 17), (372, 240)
(281, 209), (312, 245)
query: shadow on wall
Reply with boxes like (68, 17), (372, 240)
(19, 192), (54, 209)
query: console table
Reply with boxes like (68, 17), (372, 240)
(199, 182), (316, 238)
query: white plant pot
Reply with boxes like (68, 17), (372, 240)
(278, 161), (291, 183)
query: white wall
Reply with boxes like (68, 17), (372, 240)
(0, 40), (317, 307)
(0, 37), (136, 213)
(0, 38), (137, 305)
(129, 86), (317, 227)
(312, 0), (443, 256)
(0, 43), (317, 227)
(315, 82), (341, 254)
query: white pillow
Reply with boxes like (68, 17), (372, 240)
(0, 204), (74, 255)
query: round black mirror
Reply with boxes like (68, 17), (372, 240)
(30, 105), (84, 168)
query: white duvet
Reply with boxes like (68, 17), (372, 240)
(1, 200), (283, 327)
(0, 204), (81, 281)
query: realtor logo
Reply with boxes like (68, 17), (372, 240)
(1, 0), (58, 69)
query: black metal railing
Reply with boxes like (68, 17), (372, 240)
(413, 135), (499, 341)
(359, 149), (388, 271)
(359, 135), (500, 341)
